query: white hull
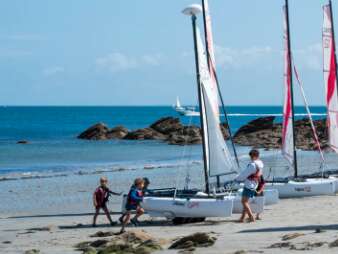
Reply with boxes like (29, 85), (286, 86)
(266, 178), (336, 198)
(328, 176), (338, 193)
(234, 189), (279, 206)
(232, 195), (265, 214)
(142, 196), (234, 218)
(121, 189), (278, 218)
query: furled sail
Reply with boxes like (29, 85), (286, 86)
(282, 6), (294, 165)
(323, 4), (338, 153)
(196, 26), (236, 177)
(202, 0), (217, 87)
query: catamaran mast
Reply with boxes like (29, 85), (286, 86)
(285, 0), (299, 178)
(191, 11), (210, 194)
(201, 0), (240, 168)
(329, 0), (338, 87)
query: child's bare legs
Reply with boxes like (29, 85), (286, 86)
(102, 205), (114, 225)
(134, 207), (144, 220)
(93, 207), (100, 226)
(256, 213), (261, 220)
(120, 211), (131, 233)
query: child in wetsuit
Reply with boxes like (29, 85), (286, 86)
(92, 176), (121, 227)
(120, 178), (144, 233)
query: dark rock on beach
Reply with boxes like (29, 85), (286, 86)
(17, 140), (29, 144)
(169, 232), (217, 249)
(76, 230), (162, 254)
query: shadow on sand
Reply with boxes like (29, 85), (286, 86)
(5, 212), (122, 219)
(239, 224), (338, 233)
(58, 219), (235, 230)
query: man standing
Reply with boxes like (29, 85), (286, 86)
(235, 149), (263, 223)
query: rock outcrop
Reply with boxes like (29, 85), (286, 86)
(78, 116), (329, 150)
(78, 117), (229, 145)
(78, 123), (128, 140)
(233, 116), (329, 151)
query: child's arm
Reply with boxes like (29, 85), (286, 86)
(108, 190), (123, 196)
(93, 192), (98, 207)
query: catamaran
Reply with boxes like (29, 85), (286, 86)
(135, 3), (273, 222)
(265, 0), (336, 198)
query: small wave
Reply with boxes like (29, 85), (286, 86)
(227, 113), (326, 117)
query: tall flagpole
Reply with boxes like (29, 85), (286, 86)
(183, 5), (210, 194)
(285, 0), (298, 178)
(201, 0), (240, 168)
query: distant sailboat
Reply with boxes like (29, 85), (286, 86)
(173, 96), (199, 116)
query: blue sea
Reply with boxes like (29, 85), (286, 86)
(0, 106), (333, 214)
(0, 106), (327, 177)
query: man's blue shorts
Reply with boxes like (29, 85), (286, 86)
(242, 187), (256, 198)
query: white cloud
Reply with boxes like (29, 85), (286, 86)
(214, 45), (274, 69)
(293, 43), (322, 71)
(43, 66), (64, 77)
(96, 53), (137, 72)
(95, 52), (162, 73)
(141, 54), (162, 66)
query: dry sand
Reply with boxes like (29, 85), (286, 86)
(2, 195), (338, 254)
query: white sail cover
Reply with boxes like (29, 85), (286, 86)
(323, 5), (338, 153)
(196, 26), (236, 176)
(282, 6), (294, 165)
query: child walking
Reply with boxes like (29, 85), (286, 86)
(120, 178), (145, 233)
(92, 176), (121, 227)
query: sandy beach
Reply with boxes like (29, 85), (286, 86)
(2, 194), (338, 254)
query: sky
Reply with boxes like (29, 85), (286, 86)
(0, 0), (337, 106)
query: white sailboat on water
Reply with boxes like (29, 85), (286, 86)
(173, 96), (200, 116)
(265, 0), (336, 198)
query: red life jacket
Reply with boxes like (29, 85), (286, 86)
(256, 175), (265, 193)
(247, 163), (261, 183)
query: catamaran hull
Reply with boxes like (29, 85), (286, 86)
(141, 196), (234, 218)
(265, 178), (336, 198)
(232, 195), (265, 214)
(234, 189), (279, 206)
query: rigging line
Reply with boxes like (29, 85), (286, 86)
(292, 64), (326, 174)
(293, 65), (327, 178)
(173, 114), (195, 199)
